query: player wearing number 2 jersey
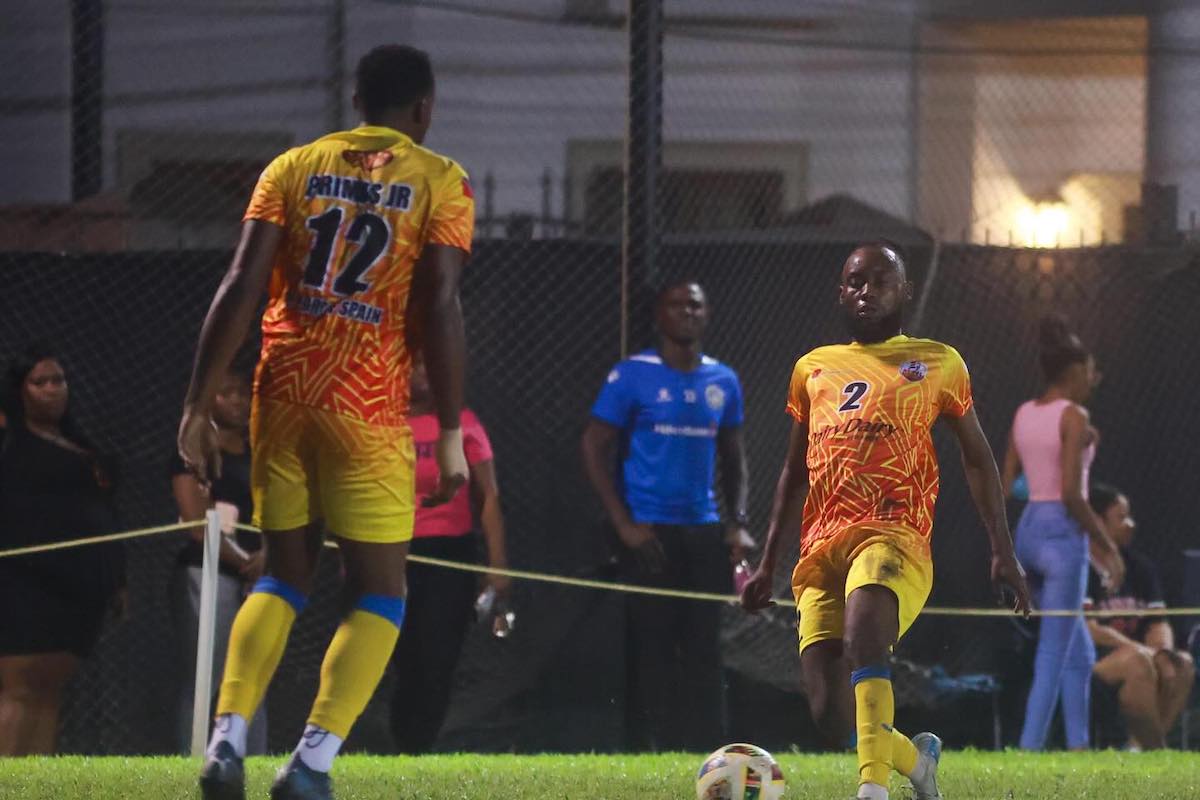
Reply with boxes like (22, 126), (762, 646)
(740, 243), (1031, 800)
(178, 45), (471, 800)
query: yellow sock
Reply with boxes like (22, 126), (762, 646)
(307, 597), (404, 739)
(853, 668), (895, 789)
(216, 581), (304, 720)
(890, 726), (919, 777)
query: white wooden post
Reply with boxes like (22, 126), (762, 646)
(190, 508), (222, 757)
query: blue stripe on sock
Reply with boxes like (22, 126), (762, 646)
(251, 576), (308, 614)
(850, 664), (891, 686)
(356, 594), (406, 628)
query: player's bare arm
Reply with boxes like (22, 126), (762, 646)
(717, 426), (752, 562)
(1001, 427), (1021, 500)
(1060, 404), (1125, 588)
(408, 242), (469, 507)
(740, 420), (808, 612)
(178, 219), (283, 483)
(580, 419), (666, 573)
(941, 406), (1032, 615)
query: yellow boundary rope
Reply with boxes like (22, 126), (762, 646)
(2, 521), (1198, 619)
(0, 521), (195, 558)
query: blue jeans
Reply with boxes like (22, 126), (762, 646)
(1016, 502), (1095, 750)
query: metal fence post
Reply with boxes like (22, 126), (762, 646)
(622, 0), (663, 357)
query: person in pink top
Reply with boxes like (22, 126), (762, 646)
(388, 357), (510, 754)
(1002, 315), (1124, 750)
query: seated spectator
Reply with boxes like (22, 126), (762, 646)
(1086, 484), (1196, 750)
(168, 368), (267, 754)
(389, 356), (510, 754)
(0, 344), (124, 755)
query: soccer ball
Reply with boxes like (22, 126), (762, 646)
(695, 742), (786, 800)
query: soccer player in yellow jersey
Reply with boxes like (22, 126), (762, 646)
(741, 243), (1032, 800)
(177, 45), (473, 800)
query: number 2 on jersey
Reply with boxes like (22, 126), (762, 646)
(302, 207), (391, 295)
(839, 381), (869, 412)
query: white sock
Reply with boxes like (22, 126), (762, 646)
(208, 713), (248, 759)
(295, 724), (344, 773)
(857, 782), (889, 800)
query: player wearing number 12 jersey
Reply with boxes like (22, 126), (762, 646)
(178, 45), (472, 800)
(740, 243), (1031, 800)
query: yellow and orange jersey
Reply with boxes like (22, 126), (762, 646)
(245, 125), (474, 428)
(786, 334), (972, 556)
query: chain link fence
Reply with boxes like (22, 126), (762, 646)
(2, 0), (1199, 755)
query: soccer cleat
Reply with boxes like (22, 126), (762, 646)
(198, 740), (245, 800)
(270, 752), (335, 800)
(909, 732), (944, 800)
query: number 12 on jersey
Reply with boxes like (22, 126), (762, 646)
(302, 207), (392, 296)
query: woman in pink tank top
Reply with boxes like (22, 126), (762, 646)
(1002, 316), (1124, 751)
(388, 357), (511, 754)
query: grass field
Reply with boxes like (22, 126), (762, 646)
(1, 751), (1196, 799)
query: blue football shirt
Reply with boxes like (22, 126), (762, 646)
(590, 350), (745, 525)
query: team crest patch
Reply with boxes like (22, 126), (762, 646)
(899, 360), (928, 382)
(341, 149), (394, 170)
(705, 384), (727, 411)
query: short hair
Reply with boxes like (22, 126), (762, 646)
(355, 45), (434, 120)
(654, 278), (705, 308)
(857, 239), (908, 277)
(1037, 314), (1089, 384)
(1089, 482), (1122, 517)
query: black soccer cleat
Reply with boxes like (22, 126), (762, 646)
(198, 740), (245, 800)
(270, 753), (335, 800)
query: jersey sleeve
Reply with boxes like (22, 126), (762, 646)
(591, 364), (636, 428)
(938, 346), (974, 417)
(427, 162), (475, 253)
(720, 372), (745, 428)
(243, 150), (295, 226)
(463, 411), (494, 466)
(785, 356), (812, 423)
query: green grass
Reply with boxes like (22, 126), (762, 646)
(0, 751), (1196, 799)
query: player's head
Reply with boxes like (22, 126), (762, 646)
(838, 242), (912, 343)
(212, 369), (251, 433)
(1037, 314), (1097, 402)
(1089, 482), (1134, 548)
(4, 342), (69, 428)
(655, 280), (709, 347)
(353, 45), (436, 143)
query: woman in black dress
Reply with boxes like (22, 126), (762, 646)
(0, 344), (124, 755)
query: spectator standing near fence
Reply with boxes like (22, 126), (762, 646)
(0, 344), (125, 755)
(1085, 484), (1195, 749)
(168, 367), (268, 755)
(1002, 315), (1124, 751)
(581, 279), (752, 752)
(388, 357), (510, 754)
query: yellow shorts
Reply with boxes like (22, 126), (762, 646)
(250, 398), (415, 543)
(791, 523), (933, 655)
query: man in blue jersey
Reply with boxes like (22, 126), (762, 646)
(582, 279), (752, 751)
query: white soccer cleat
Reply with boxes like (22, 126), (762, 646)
(908, 732), (944, 800)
